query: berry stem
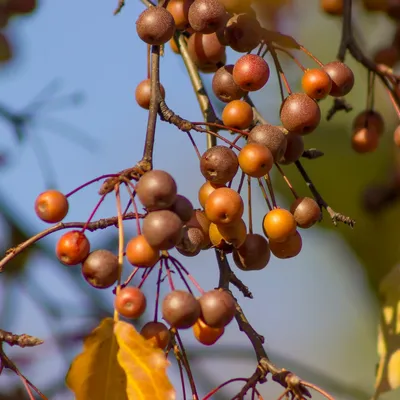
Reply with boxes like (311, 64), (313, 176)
(164, 259), (175, 291)
(122, 178), (142, 234)
(81, 194), (106, 233)
(191, 121), (249, 137)
(170, 256), (205, 295)
(274, 163), (298, 199)
(300, 380), (335, 400)
(264, 174), (277, 208)
(138, 267), (154, 289)
(257, 178), (273, 211)
(247, 176), (253, 235)
(176, 356), (187, 400)
(185, 131), (201, 160)
(203, 377), (248, 400)
(273, 45), (306, 72)
(154, 261), (164, 322)
(65, 174), (119, 198)
(268, 44), (292, 97)
(299, 45), (324, 67)
(236, 171), (245, 194)
(114, 184), (124, 321)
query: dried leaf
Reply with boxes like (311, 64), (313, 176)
(65, 318), (128, 400)
(374, 266), (400, 396)
(263, 29), (300, 49)
(114, 320), (176, 400)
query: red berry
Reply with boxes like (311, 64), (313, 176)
(56, 230), (90, 266)
(35, 190), (69, 223)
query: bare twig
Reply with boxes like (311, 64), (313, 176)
(0, 329), (43, 347)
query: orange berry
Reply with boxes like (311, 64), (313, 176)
(209, 218), (247, 249)
(262, 208), (296, 243)
(320, 0), (343, 15)
(222, 100), (253, 129)
(394, 124), (400, 147)
(198, 181), (225, 208)
(193, 318), (224, 346)
(56, 230), (90, 266)
(135, 79), (166, 110)
(125, 235), (160, 267)
(238, 143), (274, 178)
(301, 68), (332, 100)
(351, 128), (379, 153)
(115, 287), (146, 319)
(35, 190), (69, 223)
(269, 231), (302, 259)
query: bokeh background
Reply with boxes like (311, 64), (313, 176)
(0, 0), (399, 399)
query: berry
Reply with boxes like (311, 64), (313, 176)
(209, 218), (247, 248)
(125, 235), (160, 267)
(290, 197), (321, 229)
(373, 47), (400, 68)
(199, 289), (236, 328)
(136, 7), (176, 45)
(169, 194), (194, 222)
(262, 208), (297, 242)
(135, 79), (166, 110)
(193, 318), (224, 345)
(301, 68), (332, 100)
(320, 0), (343, 15)
(279, 132), (304, 165)
(81, 249), (119, 289)
(247, 124), (287, 162)
(115, 287), (147, 319)
(269, 231), (302, 259)
(186, 210), (211, 248)
(221, 100), (254, 129)
(323, 61), (355, 97)
(0, 33), (11, 63)
(352, 110), (384, 136)
(142, 210), (183, 250)
(167, 0), (193, 30)
(7, 0), (37, 14)
(198, 181), (225, 208)
(35, 190), (69, 223)
(176, 226), (205, 256)
(56, 230), (90, 266)
(394, 124), (400, 147)
(212, 65), (246, 103)
(188, 0), (226, 34)
(136, 170), (177, 211)
(169, 38), (180, 54)
(351, 128), (379, 153)
(233, 233), (270, 271)
(204, 187), (244, 225)
(238, 143), (274, 178)
(140, 321), (171, 349)
(200, 145), (239, 185)
(162, 290), (201, 329)
(362, 0), (388, 11)
(233, 54), (270, 92)
(187, 32), (226, 69)
(280, 93), (321, 135)
(217, 0), (252, 13)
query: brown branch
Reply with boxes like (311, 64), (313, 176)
(0, 212), (145, 272)
(113, 0), (125, 14)
(0, 329), (43, 348)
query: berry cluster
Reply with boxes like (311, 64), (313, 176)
(0, 0), (38, 63)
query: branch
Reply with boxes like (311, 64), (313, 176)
(0, 329), (43, 348)
(302, 149), (324, 160)
(0, 212), (145, 272)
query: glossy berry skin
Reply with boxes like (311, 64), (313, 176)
(81, 249), (119, 289)
(125, 235), (160, 267)
(320, 0), (343, 15)
(280, 93), (321, 135)
(238, 143), (274, 178)
(323, 61), (355, 97)
(352, 110), (384, 136)
(290, 197), (321, 229)
(204, 187), (244, 225)
(166, 0), (193, 30)
(135, 79), (166, 110)
(301, 68), (332, 100)
(56, 230), (90, 266)
(136, 7), (176, 45)
(140, 321), (171, 349)
(221, 100), (253, 129)
(263, 208), (297, 243)
(198, 181), (225, 208)
(233, 54), (270, 92)
(351, 128), (379, 153)
(193, 318), (224, 346)
(199, 289), (236, 328)
(115, 287), (147, 319)
(269, 231), (302, 259)
(279, 132), (304, 165)
(35, 190), (69, 223)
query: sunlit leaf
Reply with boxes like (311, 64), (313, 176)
(114, 320), (176, 400)
(374, 265), (400, 396)
(263, 29), (300, 49)
(65, 317), (128, 400)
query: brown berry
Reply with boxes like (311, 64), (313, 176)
(279, 132), (304, 165)
(221, 100), (253, 129)
(351, 128), (379, 153)
(115, 287), (147, 319)
(200, 145), (239, 185)
(162, 290), (201, 329)
(126, 235), (160, 267)
(204, 187), (244, 225)
(233, 233), (270, 271)
(233, 54), (270, 91)
(56, 230), (90, 266)
(35, 190), (69, 223)
(352, 110), (385, 136)
(136, 170), (177, 211)
(169, 194), (194, 222)
(269, 231), (302, 259)
(136, 7), (176, 45)
(186, 210), (211, 248)
(140, 321), (171, 349)
(135, 79), (166, 110)
(247, 124), (288, 162)
(82, 249), (119, 289)
(290, 197), (321, 229)
(323, 61), (355, 97)
(199, 289), (236, 328)
(176, 226), (205, 256)
(212, 65), (246, 103)
(188, 0), (226, 33)
(280, 93), (321, 135)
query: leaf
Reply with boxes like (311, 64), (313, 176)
(374, 265), (400, 396)
(114, 320), (176, 400)
(65, 317), (128, 400)
(263, 29), (300, 49)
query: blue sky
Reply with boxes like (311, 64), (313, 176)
(0, 1), (393, 399)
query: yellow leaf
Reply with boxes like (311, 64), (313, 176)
(66, 318), (128, 400)
(114, 320), (176, 400)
